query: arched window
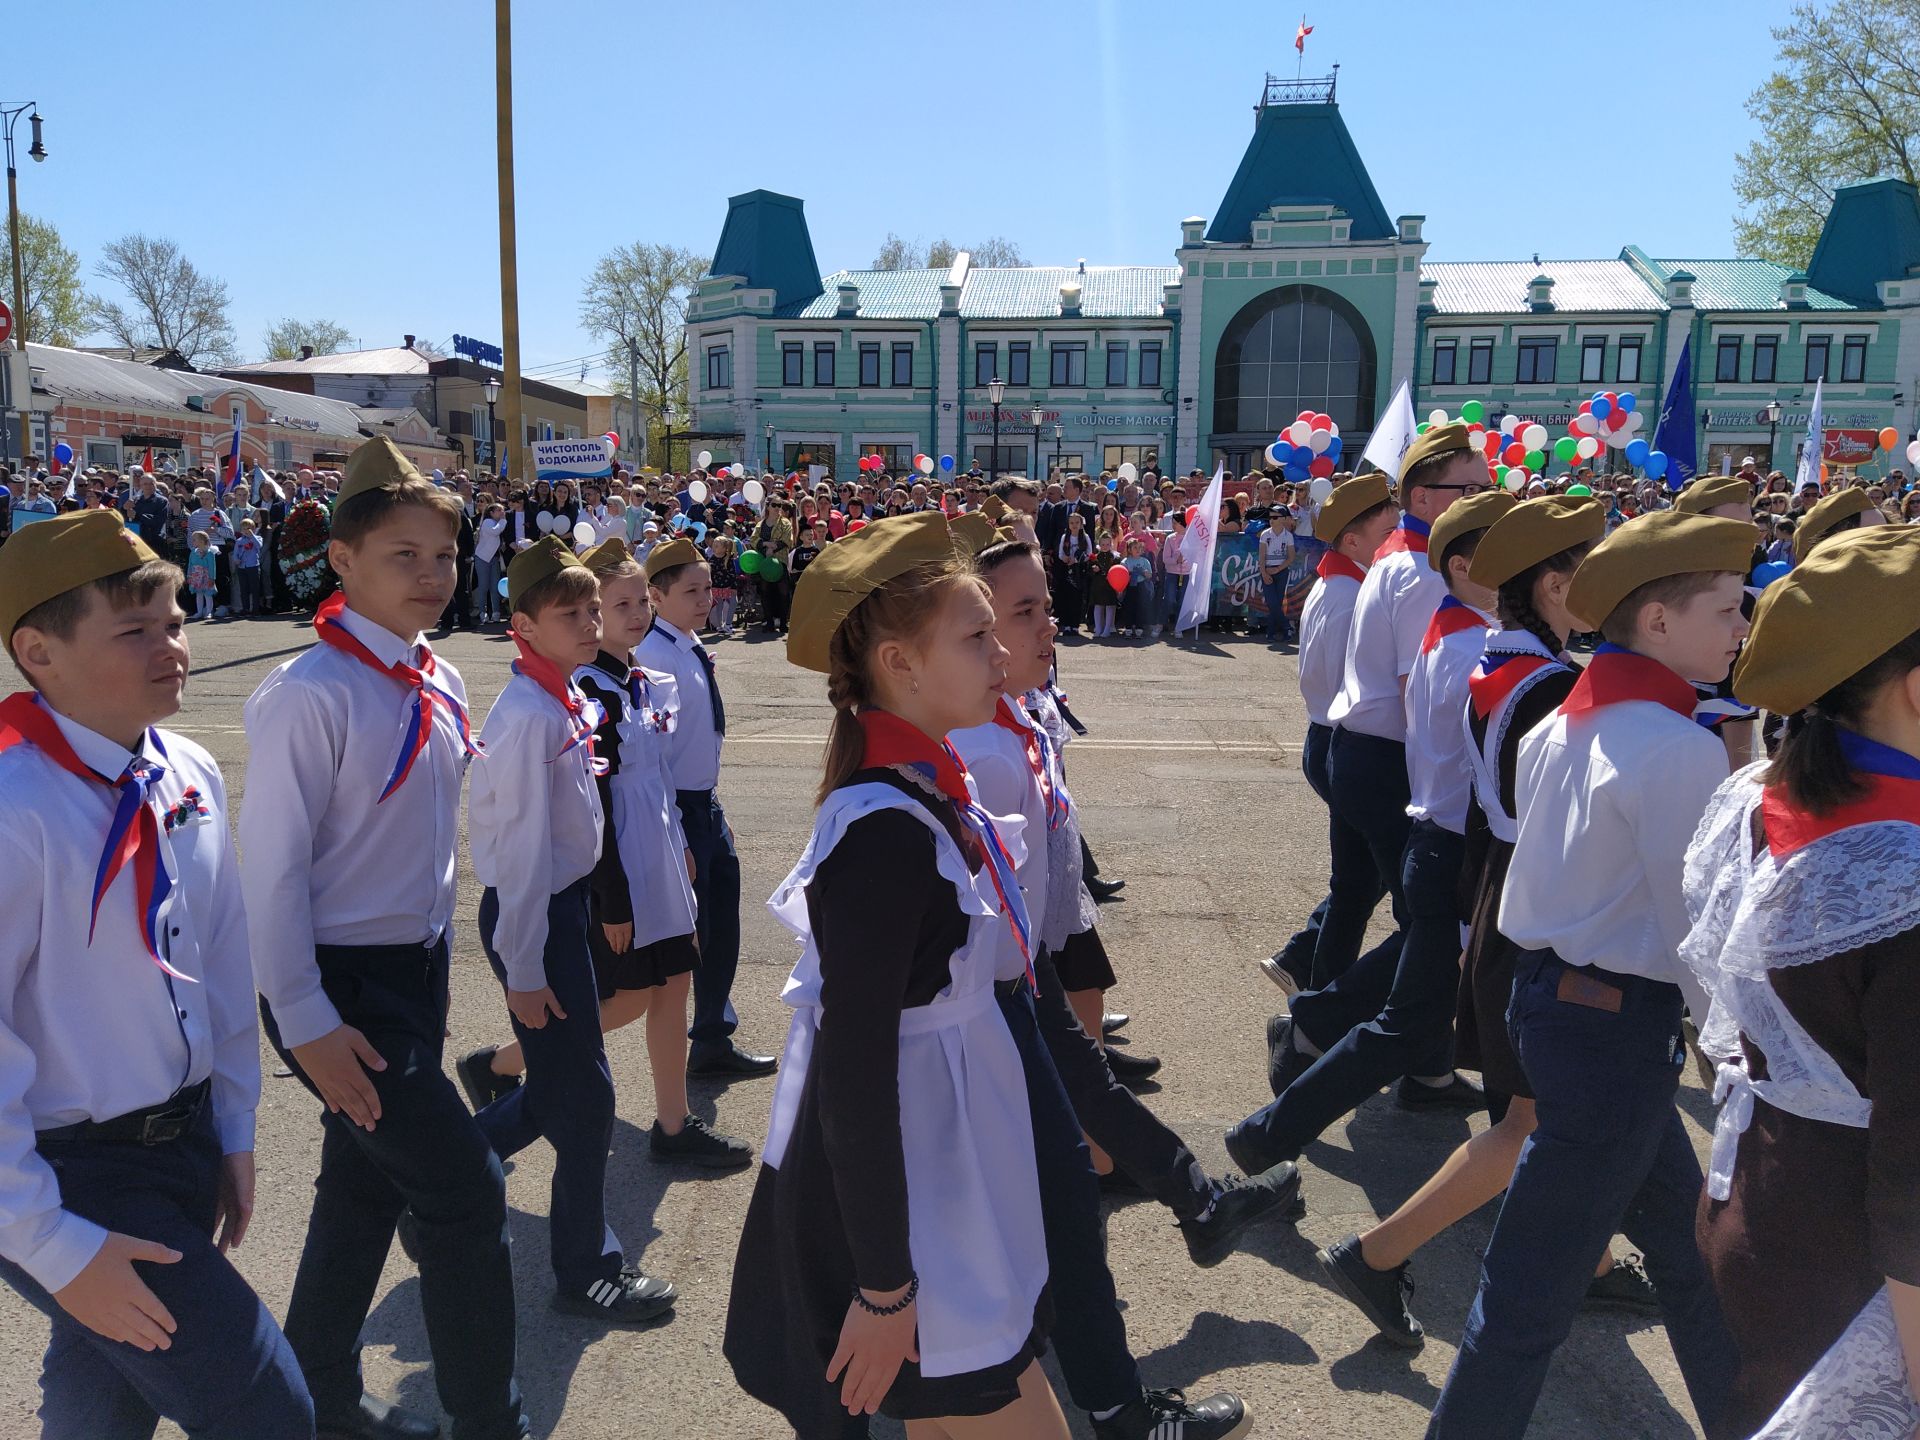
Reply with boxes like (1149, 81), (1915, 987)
(1212, 285), (1377, 439)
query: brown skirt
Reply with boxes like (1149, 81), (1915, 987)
(1455, 841), (1530, 1100)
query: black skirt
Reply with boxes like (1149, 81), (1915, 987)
(590, 929), (698, 1002)
(1053, 925), (1117, 993)
(1455, 840), (1530, 1100)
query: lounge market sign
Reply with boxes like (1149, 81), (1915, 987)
(964, 408), (1168, 428)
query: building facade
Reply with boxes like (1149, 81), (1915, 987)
(687, 73), (1920, 482)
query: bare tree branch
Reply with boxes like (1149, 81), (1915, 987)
(87, 234), (237, 366)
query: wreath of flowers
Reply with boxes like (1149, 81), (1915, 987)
(278, 499), (333, 606)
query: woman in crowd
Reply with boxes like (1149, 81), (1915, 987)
(756, 494), (797, 634)
(1055, 509), (1093, 637)
(1160, 508), (1192, 635)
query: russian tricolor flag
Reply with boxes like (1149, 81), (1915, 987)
(221, 410), (243, 498)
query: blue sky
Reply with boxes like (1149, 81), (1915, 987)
(18, 0), (1793, 381)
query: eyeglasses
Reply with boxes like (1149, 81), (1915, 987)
(1426, 481), (1491, 493)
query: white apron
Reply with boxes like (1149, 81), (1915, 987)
(761, 781), (1046, 1379)
(606, 666), (697, 949)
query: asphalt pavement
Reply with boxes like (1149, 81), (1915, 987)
(0, 610), (1711, 1439)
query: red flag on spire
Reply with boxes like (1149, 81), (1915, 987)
(1295, 17), (1313, 52)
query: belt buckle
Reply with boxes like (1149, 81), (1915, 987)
(138, 1108), (190, 1145)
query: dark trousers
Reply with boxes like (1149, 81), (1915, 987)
(1242, 820), (1464, 1161)
(236, 566), (261, 614)
(1033, 950), (1211, 1218)
(1262, 576), (1294, 642)
(1426, 952), (1737, 1439)
(475, 880), (621, 1295)
(1307, 727), (1411, 989)
(995, 979), (1143, 1414)
(677, 788), (743, 1051)
(1272, 722), (1335, 990)
(441, 559), (473, 630)
(264, 939), (523, 1440)
(0, 1109), (313, 1440)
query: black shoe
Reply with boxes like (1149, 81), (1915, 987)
(1266, 1014), (1315, 1099)
(1097, 1166), (1154, 1201)
(552, 1268), (678, 1327)
(1222, 1119), (1296, 1179)
(649, 1115), (753, 1170)
(317, 1393), (441, 1440)
(1179, 1163), (1303, 1268)
(1101, 1011), (1130, 1035)
(455, 1045), (521, 1113)
(1087, 877), (1127, 903)
(1395, 1072), (1488, 1113)
(687, 1042), (779, 1078)
(1090, 1386), (1251, 1440)
(1584, 1254), (1662, 1315)
(1104, 1046), (1161, 1085)
(1317, 1233), (1424, 1348)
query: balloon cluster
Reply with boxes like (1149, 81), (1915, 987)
(856, 454), (887, 473)
(1264, 410), (1343, 481)
(1570, 391), (1666, 478)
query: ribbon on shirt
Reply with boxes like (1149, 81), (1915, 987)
(1374, 514), (1430, 560)
(1317, 550), (1366, 584)
(1558, 643), (1698, 721)
(510, 631), (609, 773)
(993, 696), (1071, 831)
(1420, 595), (1488, 656)
(0, 692), (196, 980)
(858, 708), (1035, 985)
(312, 593), (479, 801)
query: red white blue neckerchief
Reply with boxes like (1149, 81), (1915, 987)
(312, 593), (479, 801)
(858, 708), (1034, 986)
(992, 695), (1071, 831)
(625, 665), (673, 735)
(1763, 726), (1920, 860)
(510, 631), (609, 774)
(1375, 513), (1430, 559)
(1420, 595), (1488, 655)
(1559, 642), (1698, 721)
(0, 692), (195, 981)
(1468, 637), (1559, 720)
(1317, 550), (1366, 583)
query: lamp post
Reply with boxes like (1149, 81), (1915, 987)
(988, 376), (1006, 485)
(765, 421), (775, 475)
(1028, 402), (1044, 481)
(483, 377), (500, 476)
(3, 102), (45, 466)
(1052, 421), (1064, 478)
(1759, 398), (1781, 472)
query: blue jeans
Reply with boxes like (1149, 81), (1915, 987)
(1160, 571), (1187, 627)
(1262, 575), (1293, 641)
(474, 553), (504, 617)
(677, 788), (743, 1051)
(1426, 952), (1737, 1439)
(0, 1109), (314, 1440)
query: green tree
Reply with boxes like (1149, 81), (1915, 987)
(262, 317), (353, 360)
(579, 242), (707, 467)
(88, 233), (238, 366)
(871, 234), (1028, 269)
(0, 213), (86, 345)
(1734, 0), (1920, 267)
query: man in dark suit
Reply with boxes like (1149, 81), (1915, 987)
(440, 495), (476, 630)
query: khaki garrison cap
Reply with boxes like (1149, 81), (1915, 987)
(1314, 473), (1392, 540)
(979, 494), (1009, 522)
(1426, 491), (1517, 570)
(1674, 474), (1753, 516)
(1469, 496), (1607, 589)
(948, 511), (999, 559)
(1735, 526), (1920, 714)
(578, 537), (634, 574)
(506, 535), (590, 615)
(1565, 512), (1755, 631)
(1399, 422), (1476, 484)
(0, 511), (162, 650)
(1793, 488), (1875, 564)
(643, 537), (704, 581)
(788, 511), (956, 674)
(336, 435), (424, 509)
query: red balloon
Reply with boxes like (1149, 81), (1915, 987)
(1603, 392), (1618, 405)
(1483, 432), (1502, 457)
(1185, 505), (1200, 524)
(1297, 409), (1316, 424)
(1311, 413), (1333, 431)
(1309, 456), (1335, 478)
(848, 519), (868, 531)
(1606, 410), (1628, 432)
(1578, 400), (1593, 414)
(826, 512), (847, 537)
(1106, 563), (1131, 593)
(1502, 441), (1527, 466)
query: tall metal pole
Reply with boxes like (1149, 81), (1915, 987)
(5, 110), (27, 465)
(627, 337), (641, 470)
(493, 1), (525, 484)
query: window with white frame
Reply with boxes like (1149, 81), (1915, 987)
(1431, 339), (1458, 385)
(1840, 335), (1867, 383)
(1139, 342), (1162, 389)
(1617, 337), (1643, 383)
(1580, 337), (1606, 384)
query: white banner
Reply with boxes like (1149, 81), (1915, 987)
(1794, 377), (1824, 494)
(1359, 377), (1417, 480)
(1175, 466), (1225, 635)
(532, 437), (614, 480)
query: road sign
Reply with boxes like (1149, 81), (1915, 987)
(0, 299), (12, 347)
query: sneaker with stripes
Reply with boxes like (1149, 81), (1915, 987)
(551, 1267), (678, 1327)
(1089, 1386), (1252, 1440)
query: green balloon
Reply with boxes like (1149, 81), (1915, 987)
(1416, 422), (1431, 435)
(1567, 483), (1593, 497)
(759, 557), (785, 582)
(1554, 436), (1579, 462)
(1524, 449), (1546, 471)
(1494, 464), (1509, 480)
(739, 549), (762, 574)
(1460, 399), (1486, 425)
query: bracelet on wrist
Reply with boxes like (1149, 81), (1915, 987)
(851, 1275), (918, 1316)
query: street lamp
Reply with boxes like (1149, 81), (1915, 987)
(765, 421), (775, 474)
(1028, 403), (1044, 481)
(3, 102), (45, 466)
(1052, 421), (1064, 478)
(987, 376), (1006, 485)
(1759, 398), (1782, 472)
(483, 376), (501, 475)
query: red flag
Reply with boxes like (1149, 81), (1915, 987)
(142, 446), (154, 475)
(1295, 17), (1313, 51)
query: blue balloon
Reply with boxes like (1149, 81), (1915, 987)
(692, 521), (707, 541)
(939, 454), (955, 471)
(1285, 463), (1311, 483)
(1645, 452), (1670, 481)
(1274, 440), (1295, 462)
(1106, 478), (1119, 491)
(1625, 438), (1650, 467)
(1591, 396), (1614, 421)
(1246, 519), (1268, 539)
(1616, 392), (1637, 414)
(1752, 559), (1791, 588)
(53, 441), (74, 465)
(671, 513), (689, 530)
(1324, 434), (1343, 460)
(497, 578), (510, 598)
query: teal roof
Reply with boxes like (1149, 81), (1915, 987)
(710, 190), (823, 311)
(1207, 100), (1393, 243)
(960, 266), (1176, 319)
(1635, 252), (1855, 311)
(1423, 260), (1664, 314)
(778, 269), (947, 319)
(1807, 178), (1920, 307)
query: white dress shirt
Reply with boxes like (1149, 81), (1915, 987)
(0, 705), (258, 1292)
(949, 700), (1051, 983)
(635, 617), (723, 792)
(468, 671), (605, 990)
(1498, 696), (1728, 1013)
(240, 605), (467, 1049)
(1297, 562), (1363, 727)
(1403, 599), (1493, 833)
(475, 515), (506, 563)
(1329, 528), (1444, 742)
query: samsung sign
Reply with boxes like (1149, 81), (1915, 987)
(453, 334), (504, 366)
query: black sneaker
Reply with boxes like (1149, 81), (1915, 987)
(455, 1046), (521, 1113)
(1584, 1254), (1661, 1316)
(552, 1268), (677, 1327)
(1101, 1011), (1130, 1035)
(1395, 1071), (1488, 1113)
(1097, 1166), (1154, 1202)
(649, 1115), (752, 1170)
(1090, 1386), (1250, 1440)
(1179, 1164), (1303, 1268)
(1104, 1047), (1161, 1085)
(1317, 1233), (1424, 1348)
(1266, 1013), (1315, 1098)
(1222, 1119), (1297, 1178)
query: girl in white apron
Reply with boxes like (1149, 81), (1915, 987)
(725, 511), (1068, 1439)
(1682, 527), (1920, 1440)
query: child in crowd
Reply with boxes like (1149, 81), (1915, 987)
(0, 513), (313, 1440)
(467, 536), (678, 1326)
(706, 534), (741, 636)
(186, 531), (217, 620)
(790, 522), (823, 579)
(231, 518), (263, 615)
(1118, 535), (1154, 637)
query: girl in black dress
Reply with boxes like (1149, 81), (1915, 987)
(1053, 511), (1092, 635)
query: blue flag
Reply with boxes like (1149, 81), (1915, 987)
(1652, 336), (1698, 492)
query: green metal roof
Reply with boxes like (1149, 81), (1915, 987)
(1635, 252), (1856, 311)
(1422, 260), (1664, 314)
(710, 190), (824, 311)
(1807, 177), (1920, 307)
(777, 269), (947, 319)
(960, 266), (1176, 319)
(1207, 100), (1394, 244)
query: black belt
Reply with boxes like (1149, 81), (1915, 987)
(37, 1079), (211, 1147)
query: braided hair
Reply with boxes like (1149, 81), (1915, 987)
(1494, 541), (1594, 657)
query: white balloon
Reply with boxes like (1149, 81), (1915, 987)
(917, 454), (935, 476)
(600, 437), (617, 462)
(1576, 436), (1600, 460)
(1908, 439), (1920, 467)
(535, 510), (555, 533)
(1288, 420), (1314, 447)
(572, 521), (596, 546)
(688, 479), (709, 504)
(743, 479), (766, 505)
(1503, 473), (1527, 493)
(1428, 409), (1449, 428)
(1521, 423), (1548, 451)
(1117, 461), (1139, 483)
(1624, 411), (1644, 432)
(730, 462), (746, 478)
(1307, 428), (1332, 454)
(1309, 477), (1334, 502)
(696, 449), (713, 469)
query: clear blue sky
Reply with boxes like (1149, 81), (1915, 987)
(16, 0), (1794, 381)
